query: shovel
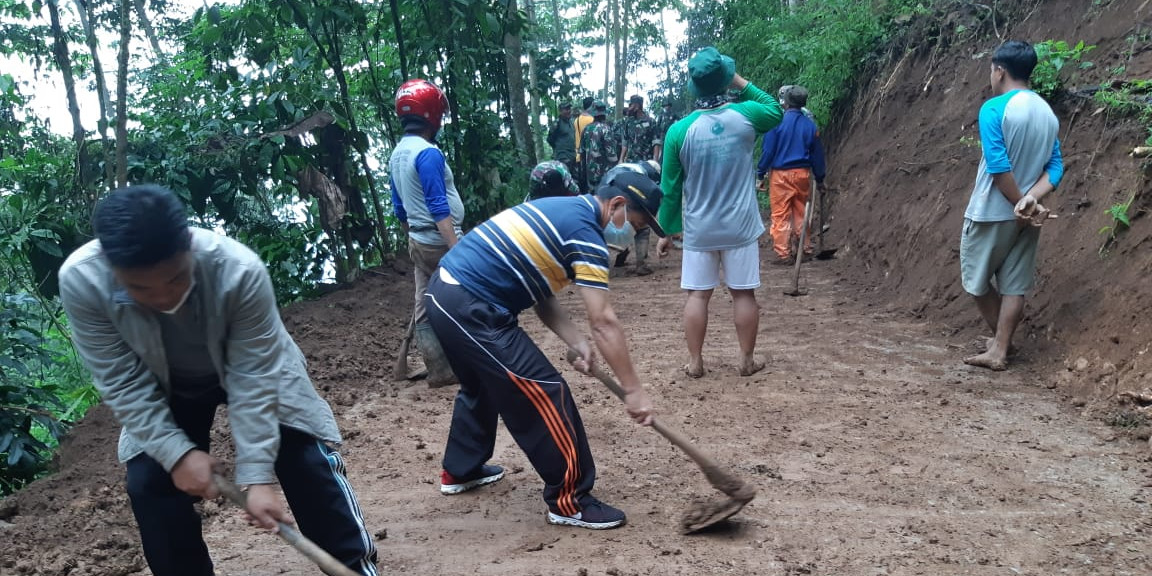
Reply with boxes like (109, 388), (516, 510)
(392, 313), (415, 381)
(783, 196), (813, 297)
(814, 182), (838, 260)
(567, 351), (756, 533)
(213, 474), (360, 576)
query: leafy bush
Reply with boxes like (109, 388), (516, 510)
(1032, 40), (1096, 101)
(0, 294), (73, 495)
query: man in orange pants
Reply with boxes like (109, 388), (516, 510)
(757, 85), (826, 265)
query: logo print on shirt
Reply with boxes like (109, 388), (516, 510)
(711, 122), (725, 135)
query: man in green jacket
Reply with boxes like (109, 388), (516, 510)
(59, 185), (378, 576)
(656, 47), (782, 379)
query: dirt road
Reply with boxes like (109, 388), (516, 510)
(185, 259), (1152, 576)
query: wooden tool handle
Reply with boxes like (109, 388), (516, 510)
(790, 197), (813, 290)
(213, 475), (361, 576)
(567, 352), (730, 472)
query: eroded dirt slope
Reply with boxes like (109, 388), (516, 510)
(824, 0), (1152, 418)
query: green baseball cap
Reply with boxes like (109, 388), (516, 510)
(688, 47), (735, 97)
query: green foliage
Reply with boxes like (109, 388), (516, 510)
(1093, 79), (1152, 148)
(0, 293), (91, 496)
(714, 0), (913, 126)
(1032, 40), (1095, 101)
(1098, 190), (1138, 255)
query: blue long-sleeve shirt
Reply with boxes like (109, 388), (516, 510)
(757, 109), (826, 182)
(388, 135), (464, 246)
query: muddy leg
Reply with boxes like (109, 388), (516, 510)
(683, 289), (712, 378)
(732, 289), (764, 376)
(965, 294), (1024, 371)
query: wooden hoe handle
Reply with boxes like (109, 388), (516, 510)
(213, 474), (361, 576)
(567, 351), (752, 500)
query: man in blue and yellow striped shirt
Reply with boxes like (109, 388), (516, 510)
(425, 171), (663, 530)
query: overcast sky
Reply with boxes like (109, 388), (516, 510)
(4, 4), (688, 136)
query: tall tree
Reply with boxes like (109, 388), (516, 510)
(387, 0), (409, 80)
(132, 0), (163, 59)
(45, 1), (85, 176)
(613, 0), (629, 116)
(73, 0), (114, 191)
(114, 0), (131, 187)
(525, 0), (544, 160)
(503, 0), (536, 167)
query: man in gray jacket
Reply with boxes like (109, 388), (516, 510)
(59, 185), (378, 576)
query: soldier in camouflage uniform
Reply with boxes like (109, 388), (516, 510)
(527, 160), (580, 201)
(580, 100), (618, 191)
(618, 95), (657, 163)
(652, 101), (681, 163)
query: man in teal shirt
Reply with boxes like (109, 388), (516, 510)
(961, 40), (1063, 371)
(656, 47), (782, 378)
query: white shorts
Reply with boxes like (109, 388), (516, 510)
(680, 242), (761, 290)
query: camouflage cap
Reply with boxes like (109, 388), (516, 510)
(529, 161), (580, 199)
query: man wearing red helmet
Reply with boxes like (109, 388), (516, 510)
(389, 79), (463, 388)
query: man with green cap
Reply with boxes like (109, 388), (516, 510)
(656, 46), (782, 379)
(580, 100), (619, 191)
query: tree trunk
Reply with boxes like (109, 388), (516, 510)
(132, 0), (163, 60)
(614, 0), (629, 118)
(548, 0), (570, 88)
(73, 0), (114, 192)
(503, 0), (536, 167)
(525, 0), (543, 160)
(387, 0), (409, 80)
(284, 0), (383, 271)
(115, 0), (132, 187)
(46, 1), (84, 149)
(603, 0), (613, 100)
(661, 8), (674, 100)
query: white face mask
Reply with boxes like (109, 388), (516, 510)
(160, 276), (196, 315)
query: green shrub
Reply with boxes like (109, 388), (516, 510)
(1032, 40), (1095, 101)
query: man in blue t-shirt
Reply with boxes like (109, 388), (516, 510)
(424, 172), (663, 531)
(961, 41), (1063, 371)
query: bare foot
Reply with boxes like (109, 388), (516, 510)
(683, 361), (705, 379)
(982, 337), (1019, 357)
(739, 358), (766, 377)
(963, 352), (1007, 371)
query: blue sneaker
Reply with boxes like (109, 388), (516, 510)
(439, 465), (505, 495)
(546, 498), (627, 530)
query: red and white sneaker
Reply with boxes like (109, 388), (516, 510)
(439, 465), (505, 495)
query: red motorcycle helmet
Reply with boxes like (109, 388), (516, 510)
(395, 79), (449, 131)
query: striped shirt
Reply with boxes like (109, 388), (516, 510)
(441, 195), (610, 313)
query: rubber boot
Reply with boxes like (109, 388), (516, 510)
(415, 322), (458, 388)
(633, 227), (653, 276)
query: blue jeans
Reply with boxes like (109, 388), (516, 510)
(125, 388), (378, 576)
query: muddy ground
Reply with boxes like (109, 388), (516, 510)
(5, 0), (1152, 573)
(3, 256), (1151, 575)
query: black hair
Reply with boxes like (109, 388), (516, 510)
(400, 115), (429, 134)
(992, 41), (1038, 82)
(582, 96), (595, 110)
(784, 86), (808, 108)
(93, 184), (191, 268)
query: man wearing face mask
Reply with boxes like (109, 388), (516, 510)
(58, 185), (379, 576)
(424, 171), (661, 530)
